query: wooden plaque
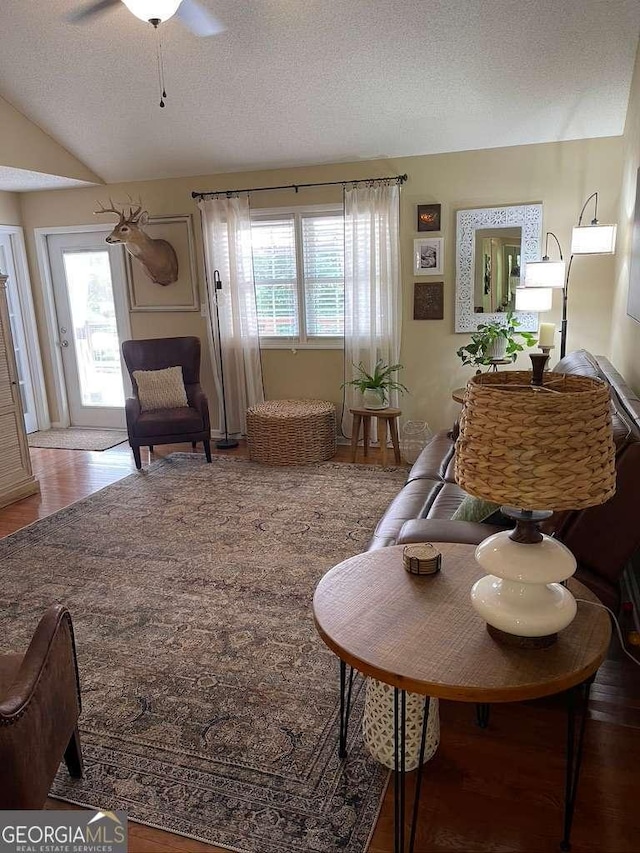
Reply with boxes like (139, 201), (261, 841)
(413, 281), (444, 320)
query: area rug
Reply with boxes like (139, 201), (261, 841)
(0, 454), (408, 852)
(27, 428), (128, 451)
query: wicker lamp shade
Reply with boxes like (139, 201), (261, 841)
(455, 371), (616, 511)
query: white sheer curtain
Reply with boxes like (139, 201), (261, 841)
(341, 182), (402, 438)
(199, 194), (264, 436)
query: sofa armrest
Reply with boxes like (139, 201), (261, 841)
(186, 384), (211, 432)
(125, 396), (141, 437)
(0, 605), (80, 721)
(397, 518), (505, 546)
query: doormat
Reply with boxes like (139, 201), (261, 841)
(27, 428), (128, 452)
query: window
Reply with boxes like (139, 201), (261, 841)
(251, 207), (344, 347)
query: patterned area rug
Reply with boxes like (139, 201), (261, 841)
(27, 428), (128, 451)
(0, 454), (408, 852)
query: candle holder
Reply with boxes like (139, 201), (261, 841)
(530, 353), (550, 386)
(536, 321), (557, 354)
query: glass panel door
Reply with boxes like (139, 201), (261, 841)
(47, 232), (129, 428)
(62, 251), (125, 409)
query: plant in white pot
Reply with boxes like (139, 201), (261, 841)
(342, 360), (408, 410)
(456, 311), (537, 369)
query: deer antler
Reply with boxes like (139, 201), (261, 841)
(94, 198), (125, 219)
(124, 194), (146, 223)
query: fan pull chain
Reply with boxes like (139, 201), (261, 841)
(152, 19), (167, 108)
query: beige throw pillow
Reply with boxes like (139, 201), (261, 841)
(133, 366), (189, 412)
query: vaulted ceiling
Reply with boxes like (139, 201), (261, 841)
(0, 0), (639, 185)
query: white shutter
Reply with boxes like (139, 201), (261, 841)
(251, 217), (299, 338)
(302, 214), (344, 338)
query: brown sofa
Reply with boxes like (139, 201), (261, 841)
(367, 350), (640, 611)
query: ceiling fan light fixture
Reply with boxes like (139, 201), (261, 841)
(122, 0), (182, 23)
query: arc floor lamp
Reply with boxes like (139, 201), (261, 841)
(521, 192), (617, 358)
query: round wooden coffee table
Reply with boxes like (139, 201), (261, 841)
(313, 543), (611, 853)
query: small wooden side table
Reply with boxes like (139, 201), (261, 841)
(313, 544), (611, 853)
(349, 407), (402, 466)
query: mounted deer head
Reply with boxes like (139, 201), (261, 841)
(94, 199), (179, 286)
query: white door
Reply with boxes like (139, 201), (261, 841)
(0, 233), (38, 433)
(47, 232), (130, 428)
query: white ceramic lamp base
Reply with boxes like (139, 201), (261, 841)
(471, 529), (577, 646)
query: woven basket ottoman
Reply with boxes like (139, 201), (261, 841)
(247, 399), (337, 465)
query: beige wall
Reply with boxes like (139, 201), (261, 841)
(611, 43), (640, 394)
(19, 136), (622, 432)
(0, 96), (101, 184)
(0, 191), (22, 225)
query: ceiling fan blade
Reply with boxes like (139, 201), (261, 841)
(67, 0), (121, 23)
(176, 0), (226, 37)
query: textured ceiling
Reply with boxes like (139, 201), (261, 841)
(0, 166), (98, 192)
(0, 0), (639, 184)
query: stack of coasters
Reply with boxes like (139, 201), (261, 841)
(402, 543), (442, 576)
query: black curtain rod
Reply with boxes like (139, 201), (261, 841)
(191, 173), (408, 200)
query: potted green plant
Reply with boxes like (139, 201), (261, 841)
(342, 360), (408, 409)
(456, 311), (537, 368)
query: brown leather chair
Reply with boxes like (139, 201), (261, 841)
(122, 336), (212, 469)
(0, 605), (83, 808)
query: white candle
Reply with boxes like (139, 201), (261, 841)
(538, 322), (556, 348)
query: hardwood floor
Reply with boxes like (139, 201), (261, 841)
(4, 442), (640, 852)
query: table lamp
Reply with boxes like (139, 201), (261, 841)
(455, 365), (615, 647)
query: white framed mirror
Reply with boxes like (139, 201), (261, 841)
(455, 204), (543, 332)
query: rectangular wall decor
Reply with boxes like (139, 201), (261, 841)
(413, 237), (444, 275)
(417, 204), (441, 232)
(413, 281), (444, 319)
(126, 214), (199, 312)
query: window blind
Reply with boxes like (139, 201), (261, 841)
(251, 217), (299, 338)
(302, 214), (344, 337)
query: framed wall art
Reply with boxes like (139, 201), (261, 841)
(413, 281), (444, 320)
(413, 237), (444, 275)
(417, 204), (441, 232)
(126, 214), (199, 312)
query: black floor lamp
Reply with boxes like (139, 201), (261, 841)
(209, 269), (238, 450)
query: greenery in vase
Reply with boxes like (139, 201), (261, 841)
(456, 311), (537, 367)
(342, 360), (408, 403)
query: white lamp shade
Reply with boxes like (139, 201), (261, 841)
(571, 224), (617, 254)
(523, 260), (566, 289)
(122, 0), (182, 21)
(515, 287), (553, 312)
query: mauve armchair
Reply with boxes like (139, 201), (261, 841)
(122, 336), (212, 469)
(0, 604), (83, 808)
